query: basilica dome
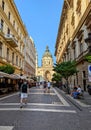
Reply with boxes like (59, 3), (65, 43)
(42, 46), (52, 58)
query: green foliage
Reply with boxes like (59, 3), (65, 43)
(31, 76), (37, 81)
(52, 73), (62, 82)
(84, 55), (91, 63)
(53, 60), (78, 80)
(0, 64), (15, 74)
(53, 60), (78, 94)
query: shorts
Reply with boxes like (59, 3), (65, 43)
(21, 93), (28, 99)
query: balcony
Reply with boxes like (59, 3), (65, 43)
(5, 34), (18, 47)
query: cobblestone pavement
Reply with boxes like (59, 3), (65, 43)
(0, 86), (91, 130)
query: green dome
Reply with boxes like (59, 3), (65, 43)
(42, 46), (52, 58)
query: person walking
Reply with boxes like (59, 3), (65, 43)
(20, 80), (29, 108)
(47, 81), (51, 93)
(43, 81), (47, 93)
(18, 79), (23, 96)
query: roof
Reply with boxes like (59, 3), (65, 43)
(42, 46), (52, 58)
(0, 71), (19, 79)
(0, 71), (12, 78)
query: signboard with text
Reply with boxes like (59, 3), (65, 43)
(88, 65), (91, 82)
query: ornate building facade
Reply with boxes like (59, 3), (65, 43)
(36, 46), (54, 82)
(55, 0), (91, 91)
(0, 0), (36, 78)
(24, 36), (36, 78)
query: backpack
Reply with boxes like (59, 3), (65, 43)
(21, 84), (27, 93)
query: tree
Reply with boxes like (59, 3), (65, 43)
(84, 55), (91, 63)
(31, 76), (37, 81)
(53, 61), (78, 94)
(0, 64), (15, 74)
(52, 73), (62, 87)
(52, 73), (61, 82)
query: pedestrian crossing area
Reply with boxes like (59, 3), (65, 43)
(0, 87), (91, 130)
(0, 87), (77, 114)
(0, 87), (77, 130)
(0, 126), (13, 130)
(0, 107), (76, 113)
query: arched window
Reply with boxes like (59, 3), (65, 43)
(45, 71), (51, 81)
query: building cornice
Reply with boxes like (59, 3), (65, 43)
(8, 0), (28, 35)
(71, 1), (91, 42)
(0, 6), (20, 39)
(55, 0), (70, 56)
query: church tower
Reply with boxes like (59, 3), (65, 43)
(42, 46), (53, 67)
(36, 46), (54, 82)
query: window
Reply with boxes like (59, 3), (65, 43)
(72, 42), (76, 60)
(80, 43), (83, 53)
(76, 0), (81, 15)
(2, 0), (5, 11)
(73, 46), (76, 59)
(0, 42), (2, 57)
(19, 58), (21, 67)
(16, 55), (18, 66)
(12, 52), (14, 64)
(13, 20), (15, 27)
(77, 31), (84, 54)
(66, 25), (68, 35)
(7, 28), (10, 36)
(8, 12), (11, 20)
(7, 48), (9, 60)
(71, 13), (75, 27)
(76, 73), (78, 85)
(0, 19), (4, 31)
(83, 71), (86, 78)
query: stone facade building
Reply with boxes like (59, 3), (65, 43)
(0, 0), (36, 78)
(36, 46), (54, 82)
(55, 0), (91, 91)
(24, 36), (36, 78)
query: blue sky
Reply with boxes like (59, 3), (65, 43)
(14, 0), (64, 66)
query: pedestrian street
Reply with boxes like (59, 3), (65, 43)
(0, 86), (75, 113)
(0, 86), (91, 130)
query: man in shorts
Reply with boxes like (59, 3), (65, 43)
(20, 80), (29, 108)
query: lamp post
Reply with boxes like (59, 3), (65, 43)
(85, 32), (91, 54)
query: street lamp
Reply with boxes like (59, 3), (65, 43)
(85, 32), (91, 53)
